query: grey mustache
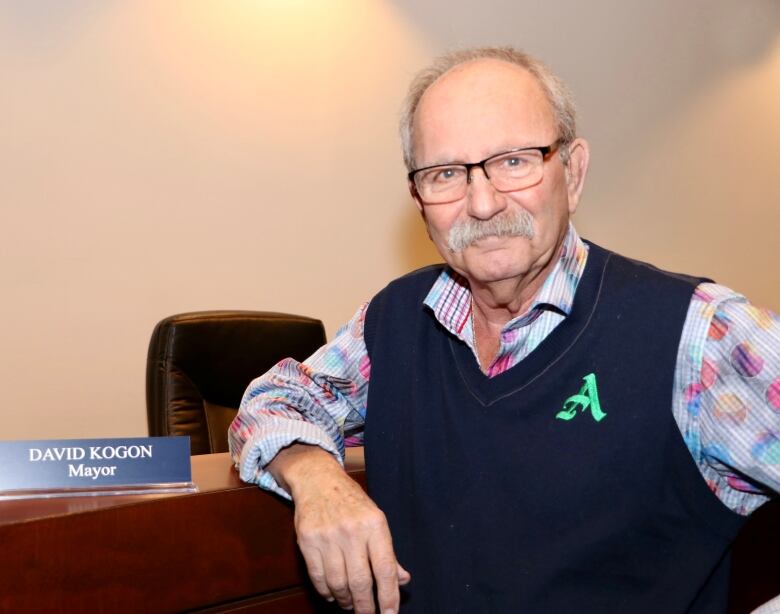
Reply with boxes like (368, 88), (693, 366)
(447, 209), (535, 252)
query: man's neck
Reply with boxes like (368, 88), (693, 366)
(470, 241), (563, 331)
(469, 237), (565, 371)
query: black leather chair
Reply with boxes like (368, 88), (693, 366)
(146, 310), (326, 455)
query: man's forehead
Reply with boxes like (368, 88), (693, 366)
(412, 58), (556, 162)
(419, 58), (550, 113)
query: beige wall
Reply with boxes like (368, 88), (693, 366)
(1, 1), (778, 440)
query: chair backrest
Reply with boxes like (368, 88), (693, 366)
(146, 310), (326, 455)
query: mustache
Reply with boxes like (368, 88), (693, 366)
(447, 209), (535, 252)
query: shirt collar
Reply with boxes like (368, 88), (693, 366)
(423, 223), (589, 340)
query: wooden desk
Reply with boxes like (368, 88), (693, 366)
(1, 445), (776, 613)
(0, 448), (365, 614)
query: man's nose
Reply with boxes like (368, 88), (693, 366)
(466, 166), (507, 220)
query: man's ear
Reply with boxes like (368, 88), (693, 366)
(564, 137), (590, 215)
(409, 180), (424, 214)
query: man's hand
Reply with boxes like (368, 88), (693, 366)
(269, 444), (411, 614)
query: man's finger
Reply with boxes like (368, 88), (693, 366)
(344, 543), (376, 614)
(320, 544), (353, 610)
(367, 530), (402, 614)
(397, 562), (411, 586)
(298, 545), (334, 603)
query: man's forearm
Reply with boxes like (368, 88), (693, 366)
(267, 442), (344, 495)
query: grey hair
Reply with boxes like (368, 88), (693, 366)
(399, 46), (577, 171)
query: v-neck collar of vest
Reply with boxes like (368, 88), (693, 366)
(449, 241), (611, 407)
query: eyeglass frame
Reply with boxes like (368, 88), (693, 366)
(407, 139), (565, 203)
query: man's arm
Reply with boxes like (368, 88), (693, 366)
(677, 283), (780, 514)
(268, 443), (410, 613)
(228, 303), (371, 497)
(228, 303), (410, 613)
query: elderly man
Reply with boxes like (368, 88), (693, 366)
(229, 47), (780, 613)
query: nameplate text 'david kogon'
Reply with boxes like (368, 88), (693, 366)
(0, 436), (195, 500)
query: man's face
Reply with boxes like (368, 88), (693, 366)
(410, 59), (589, 286)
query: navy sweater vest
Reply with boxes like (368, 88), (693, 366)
(363, 243), (745, 613)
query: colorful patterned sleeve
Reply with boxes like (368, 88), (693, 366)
(228, 302), (371, 499)
(674, 283), (780, 515)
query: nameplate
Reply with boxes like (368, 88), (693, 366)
(0, 436), (196, 500)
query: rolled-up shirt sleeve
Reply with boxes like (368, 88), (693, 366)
(228, 302), (371, 499)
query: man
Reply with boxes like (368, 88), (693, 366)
(229, 47), (780, 613)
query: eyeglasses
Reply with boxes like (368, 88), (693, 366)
(408, 140), (563, 204)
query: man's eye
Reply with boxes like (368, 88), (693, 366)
(432, 167), (460, 182)
(503, 156), (526, 168)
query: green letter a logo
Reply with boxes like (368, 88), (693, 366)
(556, 373), (606, 422)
